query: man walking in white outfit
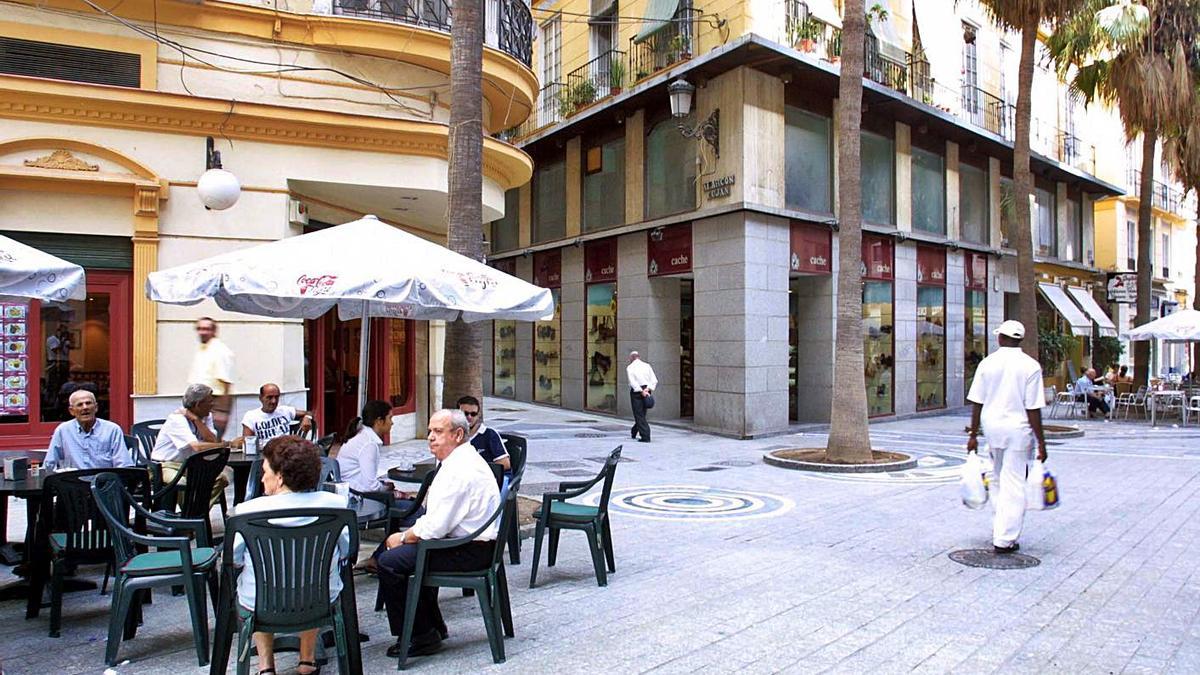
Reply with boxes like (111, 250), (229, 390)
(626, 351), (658, 443)
(965, 320), (1048, 554)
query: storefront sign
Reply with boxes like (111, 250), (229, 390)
(533, 249), (561, 288)
(1107, 272), (1137, 304)
(0, 302), (29, 416)
(965, 252), (988, 290)
(860, 234), (894, 280)
(647, 224), (692, 276)
(584, 238), (617, 283)
(916, 246), (946, 286)
(703, 174), (736, 199)
(790, 222), (832, 275)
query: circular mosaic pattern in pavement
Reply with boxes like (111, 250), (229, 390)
(587, 485), (794, 521)
(793, 450), (970, 485)
(949, 548), (1041, 569)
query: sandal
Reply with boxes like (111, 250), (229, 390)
(298, 661), (322, 675)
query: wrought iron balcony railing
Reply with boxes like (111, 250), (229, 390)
(1127, 167), (1193, 215)
(331, 0), (532, 67)
(565, 49), (627, 114)
(783, 0), (840, 61)
(628, 7), (699, 83)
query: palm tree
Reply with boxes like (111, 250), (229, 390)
(1046, 0), (1200, 385)
(825, 0), (872, 462)
(1161, 115), (1200, 375)
(977, 0), (1088, 366)
(442, 0), (486, 408)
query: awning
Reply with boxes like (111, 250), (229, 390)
(804, 0), (842, 27)
(1067, 286), (1118, 337)
(634, 0), (680, 43)
(911, 0), (959, 96)
(590, 0), (617, 23)
(1038, 282), (1093, 337)
(869, 9), (908, 63)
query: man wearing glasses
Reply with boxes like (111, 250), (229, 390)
(456, 395), (510, 472)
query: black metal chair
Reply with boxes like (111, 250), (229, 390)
(245, 456), (341, 502)
(210, 507), (362, 675)
(394, 477), (520, 669)
(26, 467), (152, 636)
(129, 419), (164, 466)
(90, 473), (220, 667)
(529, 445), (621, 588)
(498, 432), (528, 564)
(151, 446), (231, 541)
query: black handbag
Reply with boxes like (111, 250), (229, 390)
(643, 394), (655, 409)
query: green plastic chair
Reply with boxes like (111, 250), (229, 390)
(90, 472), (220, 667)
(394, 477), (520, 669)
(245, 456), (340, 501)
(151, 446), (231, 541)
(209, 507), (362, 675)
(528, 445), (621, 589)
(498, 432), (528, 564)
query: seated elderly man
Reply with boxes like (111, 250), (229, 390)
(375, 409), (501, 658)
(44, 390), (132, 470)
(151, 383), (242, 502)
(241, 382), (312, 443)
(1075, 367), (1111, 419)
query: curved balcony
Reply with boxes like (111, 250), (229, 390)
(332, 0), (532, 67)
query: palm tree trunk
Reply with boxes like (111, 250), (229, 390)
(1134, 130), (1157, 386)
(442, 0), (485, 408)
(1012, 10), (1041, 365)
(1191, 197), (1198, 378)
(825, 0), (872, 462)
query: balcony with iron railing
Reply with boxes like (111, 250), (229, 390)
(628, 7), (700, 83)
(1126, 168), (1195, 216)
(330, 0), (532, 67)
(783, 0), (841, 61)
(565, 49), (627, 114)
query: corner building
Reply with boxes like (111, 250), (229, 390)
(483, 0), (1123, 437)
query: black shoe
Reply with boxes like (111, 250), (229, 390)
(631, 428), (638, 439)
(638, 438), (650, 443)
(387, 631), (442, 658)
(993, 543), (1020, 554)
(438, 625), (449, 641)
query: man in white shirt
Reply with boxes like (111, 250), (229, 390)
(966, 320), (1049, 555)
(626, 350), (658, 443)
(188, 317), (235, 437)
(376, 408), (501, 659)
(241, 382), (312, 442)
(151, 383), (242, 503)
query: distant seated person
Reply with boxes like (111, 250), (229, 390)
(336, 399), (395, 495)
(456, 396), (510, 476)
(44, 390), (132, 470)
(150, 383), (243, 503)
(232, 435), (349, 675)
(1075, 367), (1111, 419)
(1103, 366), (1118, 384)
(241, 382), (312, 443)
(1118, 365), (1134, 383)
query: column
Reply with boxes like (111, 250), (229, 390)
(615, 233), (681, 420)
(132, 185), (160, 395)
(514, 256), (534, 402)
(894, 242), (918, 414)
(560, 245), (586, 410)
(946, 250), (966, 406)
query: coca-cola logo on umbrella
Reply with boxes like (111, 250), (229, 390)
(297, 274), (338, 295)
(445, 270), (496, 290)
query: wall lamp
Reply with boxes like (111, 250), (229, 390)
(198, 136), (240, 211)
(668, 79), (720, 158)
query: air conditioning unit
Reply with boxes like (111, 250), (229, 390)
(289, 198), (309, 227)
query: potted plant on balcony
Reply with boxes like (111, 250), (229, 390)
(571, 79), (598, 112)
(608, 58), (626, 95)
(790, 15), (823, 53)
(556, 88), (576, 118)
(669, 34), (692, 61)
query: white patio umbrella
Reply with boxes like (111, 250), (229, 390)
(0, 234), (86, 303)
(1126, 309), (1200, 341)
(146, 215), (554, 411)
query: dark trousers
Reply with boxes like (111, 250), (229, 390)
(375, 540), (494, 639)
(630, 390), (650, 442)
(1077, 394), (1111, 416)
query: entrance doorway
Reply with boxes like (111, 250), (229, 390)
(304, 315), (414, 440)
(680, 279), (694, 418)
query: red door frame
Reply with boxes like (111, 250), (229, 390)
(0, 270), (132, 449)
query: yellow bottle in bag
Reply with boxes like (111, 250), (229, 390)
(1041, 471), (1059, 508)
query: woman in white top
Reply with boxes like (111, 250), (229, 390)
(232, 435), (349, 675)
(335, 400), (394, 494)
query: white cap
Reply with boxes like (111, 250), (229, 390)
(994, 320), (1026, 339)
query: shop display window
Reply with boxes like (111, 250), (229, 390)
(917, 286), (946, 410)
(863, 281), (894, 416)
(534, 288), (562, 405)
(965, 289), (987, 395)
(493, 320), (517, 398)
(585, 283), (618, 413)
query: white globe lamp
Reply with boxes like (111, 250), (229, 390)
(198, 167), (241, 210)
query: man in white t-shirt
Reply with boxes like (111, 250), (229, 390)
(966, 320), (1049, 555)
(241, 382), (312, 442)
(151, 383), (243, 505)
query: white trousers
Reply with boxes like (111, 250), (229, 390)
(988, 435), (1032, 547)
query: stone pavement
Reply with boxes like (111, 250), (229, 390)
(3, 401), (1200, 674)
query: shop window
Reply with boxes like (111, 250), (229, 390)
(533, 157), (566, 243)
(534, 288), (561, 405)
(1035, 186), (1056, 257)
(911, 146), (946, 235)
(917, 286), (946, 409)
(965, 288), (987, 396)
(863, 281), (894, 416)
(585, 283), (618, 413)
(386, 321), (410, 409)
(1062, 197), (1082, 262)
(999, 176), (1015, 247)
(490, 189), (520, 253)
(959, 162), (989, 244)
(583, 136), (626, 231)
(785, 106), (832, 214)
(644, 116), (696, 220)
(861, 131), (895, 225)
(493, 321), (516, 398)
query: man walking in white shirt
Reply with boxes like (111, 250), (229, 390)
(966, 320), (1049, 554)
(376, 409), (501, 659)
(188, 317), (235, 437)
(626, 351), (657, 443)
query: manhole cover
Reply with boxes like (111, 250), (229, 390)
(574, 432), (606, 438)
(949, 549), (1041, 569)
(584, 455), (636, 463)
(689, 466), (729, 472)
(491, 417), (518, 422)
(567, 419), (597, 423)
(714, 460), (757, 468)
(530, 461), (585, 469)
(490, 407), (521, 412)
(550, 469), (597, 478)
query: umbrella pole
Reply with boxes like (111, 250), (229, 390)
(357, 300), (370, 416)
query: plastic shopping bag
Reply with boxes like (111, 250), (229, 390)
(960, 451), (988, 509)
(1025, 460), (1060, 511)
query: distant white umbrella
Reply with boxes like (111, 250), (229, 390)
(1126, 309), (1200, 342)
(0, 234), (86, 304)
(147, 215), (554, 410)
